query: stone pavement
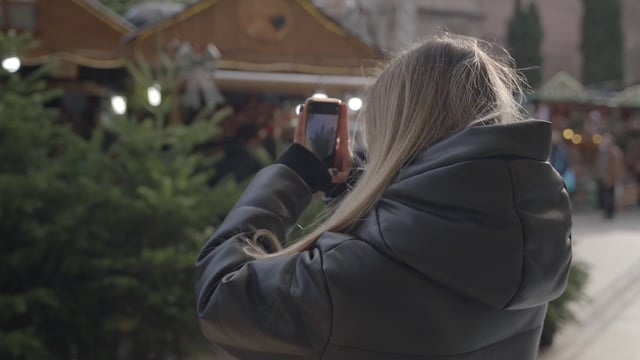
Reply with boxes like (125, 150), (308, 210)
(538, 209), (640, 360)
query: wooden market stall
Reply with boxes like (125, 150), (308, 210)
(2, 0), (381, 138)
(2, 0), (383, 157)
(4, 0), (381, 96)
(533, 71), (640, 208)
(124, 0), (383, 144)
(1, 0), (137, 134)
(612, 86), (640, 206)
(4, 0), (134, 87)
(127, 0), (382, 95)
(613, 85), (640, 128)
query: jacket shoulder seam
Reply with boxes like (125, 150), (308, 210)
(319, 237), (358, 358)
(503, 159), (526, 309)
(373, 203), (404, 260)
(394, 155), (530, 185)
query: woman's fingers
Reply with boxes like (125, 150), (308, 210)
(333, 104), (353, 172)
(293, 102), (308, 146)
(337, 104), (350, 146)
(295, 100), (351, 184)
(329, 168), (350, 184)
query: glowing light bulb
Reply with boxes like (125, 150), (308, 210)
(571, 133), (582, 145)
(2, 56), (21, 73)
(562, 128), (574, 140)
(348, 97), (363, 111)
(147, 83), (162, 107)
(110, 95), (127, 115)
(592, 134), (603, 144)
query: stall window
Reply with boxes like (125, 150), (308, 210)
(2, 0), (37, 30)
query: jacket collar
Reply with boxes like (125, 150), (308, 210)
(398, 120), (551, 181)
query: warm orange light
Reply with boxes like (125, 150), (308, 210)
(562, 128), (574, 140)
(571, 134), (583, 145)
(593, 134), (603, 144)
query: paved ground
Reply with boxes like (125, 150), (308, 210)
(538, 208), (640, 360)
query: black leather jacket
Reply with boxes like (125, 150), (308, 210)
(195, 120), (572, 359)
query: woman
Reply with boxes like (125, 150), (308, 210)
(195, 36), (572, 360)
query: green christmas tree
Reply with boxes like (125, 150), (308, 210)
(541, 261), (589, 346)
(581, 0), (624, 85)
(507, 0), (544, 88)
(0, 31), (65, 360)
(0, 32), (242, 359)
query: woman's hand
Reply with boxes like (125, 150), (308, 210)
(330, 104), (353, 183)
(294, 101), (353, 184)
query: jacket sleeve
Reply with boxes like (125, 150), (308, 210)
(195, 147), (334, 358)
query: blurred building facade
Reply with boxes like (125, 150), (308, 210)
(313, 0), (640, 86)
(623, 0), (640, 87)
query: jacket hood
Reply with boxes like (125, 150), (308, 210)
(359, 120), (572, 310)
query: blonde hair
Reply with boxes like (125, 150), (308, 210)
(247, 34), (527, 258)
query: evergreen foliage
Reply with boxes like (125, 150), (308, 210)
(581, 0), (624, 85)
(0, 32), (242, 359)
(507, 0), (544, 88)
(541, 261), (589, 346)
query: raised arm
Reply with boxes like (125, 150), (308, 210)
(195, 144), (334, 358)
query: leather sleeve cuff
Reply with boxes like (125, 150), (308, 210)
(277, 143), (332, 192)
(321, 154), (365, 202)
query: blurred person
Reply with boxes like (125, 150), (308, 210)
(260, 121), (278, 160)
(550, 129), (576, 195)
(195, 35), (572, 360)
(636, 157), (640, 206)
(597, 134), (625, 219)
(629, 140), (640, 206)
(210, 125), (263, 184)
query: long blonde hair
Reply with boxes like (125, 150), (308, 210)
(247, 35), (527, 258)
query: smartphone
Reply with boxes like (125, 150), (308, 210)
(304, 98), (341, 168)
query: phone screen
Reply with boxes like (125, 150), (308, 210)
(305, 101), (340, 168)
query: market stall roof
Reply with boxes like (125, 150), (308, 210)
(124, 1), (186, 28)
(126, 0), (383, 77)
(22, 0), (135, 68)
(14, 0), (381, 94)
(213, 69), (375, 95)
(612, 85), (640, 108)
(535, 71), (587, 103)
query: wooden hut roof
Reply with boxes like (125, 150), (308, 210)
(16, 0), (380, 95)
(23, 0), (135, 68)
(127, 0), (382, 76)
(613, 85), (640, 108)
(536, 71), (587, 103)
